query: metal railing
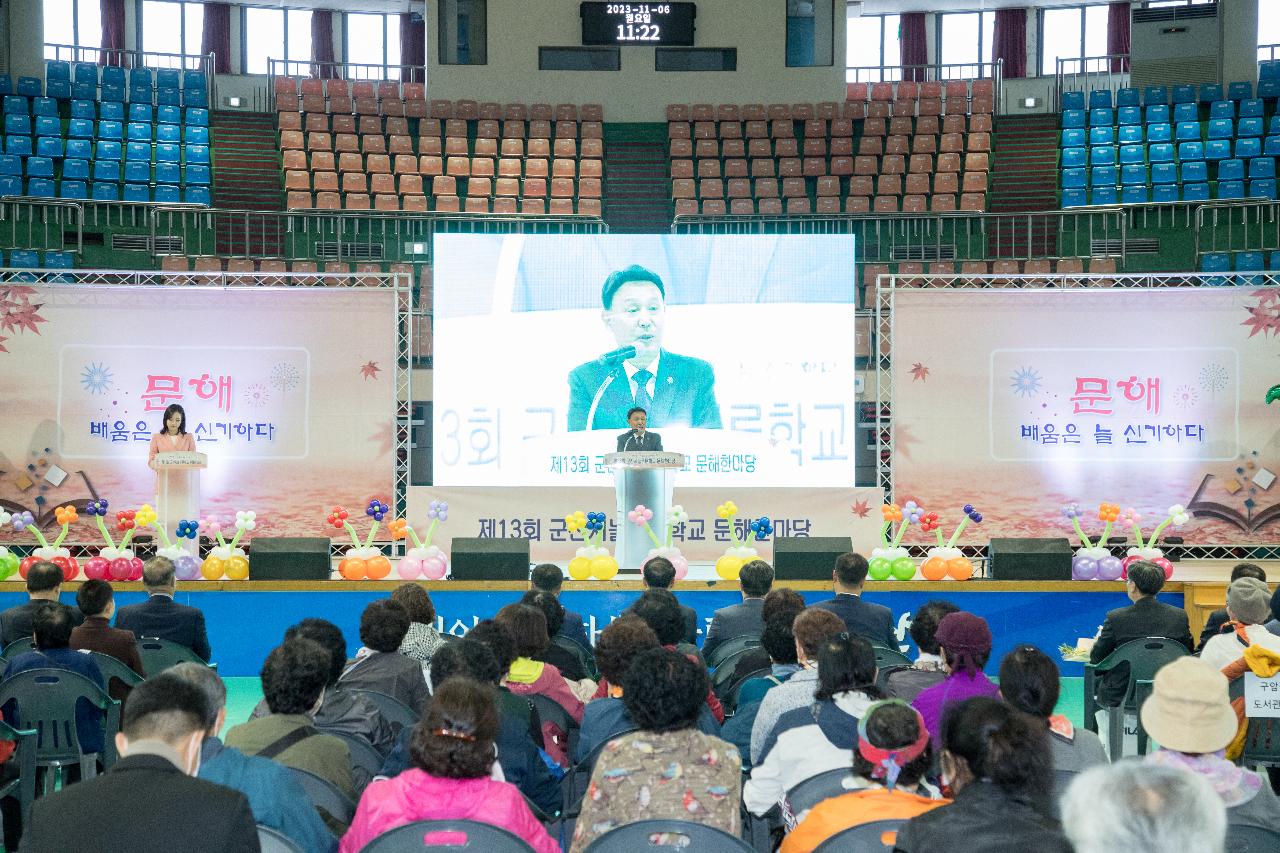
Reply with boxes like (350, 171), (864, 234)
(1259, 43), (1280, 64)
(1054, 54), (1132, 112)
(1194, 200), (1280, 258)
(0, 198), (83, 254)
(266, 58), (426, 85)
(42, 44), (216, 103)
(846, 60), (1003, 110)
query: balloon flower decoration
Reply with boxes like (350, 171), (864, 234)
(1064, 502), (1125, 581)
(329, 500), (393, 580)
(129, 504), (201, 582)
(1118, 504), (1186, 580)
(171, 519), (203, 581)
(918, 504), (982, 581)
(869, 502), (919, 580)
(394, 500), (450, 580)
(83, 499), (144, 581)
(641, 504), (692, 580)
(568, 510), (619, 581)
(711, 501), (771, 580)
(5, 505), (80, 581)
(199, 511), (256, 580)
(0, 512), (17, 580)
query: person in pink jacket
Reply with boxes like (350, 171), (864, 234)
(339, 677), (559, 853)
(148, 403), (197, 468)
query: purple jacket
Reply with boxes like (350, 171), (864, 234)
(912, 671), (1001, 744)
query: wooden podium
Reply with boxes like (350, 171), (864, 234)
(604, 451), (686, 571)
(154, 451), (207, 556)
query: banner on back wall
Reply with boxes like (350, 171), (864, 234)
(891, 287), (1280, 543)
(0, 285), (396, 540)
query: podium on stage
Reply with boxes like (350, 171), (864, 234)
(604, 451), (687, 571)
(154, 451), (207, 556)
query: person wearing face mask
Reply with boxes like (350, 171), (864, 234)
(568, 265), (721, 432)
(20, 672), (260, 853)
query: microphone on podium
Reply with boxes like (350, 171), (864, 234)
(596, 345), (637, 365)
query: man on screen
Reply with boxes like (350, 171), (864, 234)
(568, 264), (722, 432)
(617, 407), (663, 452)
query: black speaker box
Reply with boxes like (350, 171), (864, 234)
(450, 537), (530, 581)
(250, 537), (331, 581)
(988, 537), (1072, 581)
(773, 536), (853, 581)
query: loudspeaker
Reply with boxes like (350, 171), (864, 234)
(773, 536), (852, 580)
(249, 537), (331, 581)
(988, 537), (1073, 581)
(450, 537), (530, 581)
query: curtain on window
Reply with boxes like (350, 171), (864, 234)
(993, 8), (1026, 78)
(312, 10), (336, 78)
(99, 0), (127, 65)
(201, 3), (232, 74)
(900, 12), (927, 81)
(1108, 2), (1131, 72)
(400, 13), (425, 82)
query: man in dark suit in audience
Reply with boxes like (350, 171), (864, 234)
(0, 560), (82, 647)
(1196, 562), (1267, 652)
(20, 672), (260, 853)
(643, 555), (699, 645)
(114, 556), (211, 661)
(701, 559), (773, 664)
(70, 578), (145, 700)
(530, 562), (590, 649)
(813, 552), (896, 648)
(1089, 560), (1194, 707)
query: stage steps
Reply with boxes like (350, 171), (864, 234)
(602, 123), (672, 233)
(211, 111), (285, 256)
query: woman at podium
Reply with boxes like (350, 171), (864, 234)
(148, 403), (196, 470)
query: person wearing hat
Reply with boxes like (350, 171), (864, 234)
(1142, 656), (1280, 835)
(1196, 563), (1267, 651)
(910, 612), (1000, 744)
(1200, 576), (1280, 671)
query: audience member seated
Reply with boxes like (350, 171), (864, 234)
(226, 638), (356, 807)
(1062, 762), (1227, 853)
(781, 700), (947, 853)
(745, 634), (884, 821)
(702, 559), (773, 663)
(813, 553), (895, 647)
(390, 583), (446, 671)
(22, 673), (257, 853)
(912, 611), (1000, 744)
(1140, 657), (1280, 835)
(630, 589), (724, 722)
(751, 607), (846, 763)
(466, 619), (546, 752)
(530, 562), (590, 648)
(70, 578), (145, 700)
(727, 588), (806, 686)
(887, 600), (959, 701)
(338, 677), (559, 853)
(170, 662), (337, 853)
(641, 555), (699, 645)
(114, 556), (211, 661)
(494, 603), (585, 765)
(722, 599), (803, 766)
(1268, 585), (1280, 634)
(998, 644), (1106, 802)
(0, 560), (83, 646)
(522, 590), (590, 680)
(1197, 563), (1267, 651)
(3, 603), (106, 761)
(1200, 577), (1280, 670)
(338, 600), (429, 713)
(1088, 560), (1192, 708)
(570, 648), (742, 852)
(894, 697), (1072, 853)
(252, 619), (396, 759)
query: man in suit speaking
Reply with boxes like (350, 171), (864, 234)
(568, 264), (722, 432)
(617, 407), (663, 452)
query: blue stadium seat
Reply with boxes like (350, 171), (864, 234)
(25, 156), (52, 178)
(0, 175), (20, 195)
(1181, 161), (1207, 183)
(156, 124), (180, 143)
(1238, 117), (1263, 138)
(184, 108), (209, 127)
(26, 177), (54, 197)
(1240, 99), (1264, 118)
(155, 162), (181, 184)
(45, 60), (70, 83)
(1171, 84), (1196, 104)
(44, 251), (73, 270)
(58, 179), (87, 199)
(183, 144), (209, 165)
(3, 114), (31, 135)
(1200, 83), (1223, 102)
(1089, 126), (1115, 145)
(1217, 180), (1245, 199)
(157, 105), (181, 125)
(184, 125), (208, 145)
(1091, 165), (1117, 186)
(91, 182), (119, 201)
(124, 160), (149, 183)
(1121, 185), (1148, 204)
(1267, 137), (1280, 158)
(123, 183), (150, 202)
(1205, 139), (1231, 161)
(61, 158), (89, 180)
(184, 164), (210, 185)
(1252, 157), (1278, 180)
(0, 77), (10, 96)
(4, 137), (30, 157)
(1272, 250), (1280, 271)
(182, 89), (207, 108)
(1264, 62), (1280, 81)
(125, 141), (150, 161)
(155, 68), (180, 90)
(129, 83), (153, 104)
(1062, 110), (1086, 130)
(1121, 164), (1145, 185)
(1236, 251), (1265, 271)
(1062, 168), (1087, 189)
(32, 97), (57, 117)
(1118, 106), (1141, 126)
(1207, 119), (1233, 139)
(92, 160), (120, 182)
(1236, 138), (1262, 159)
(184, 186), (211, 205)
(128, 103), (153, 123)
(71, 82), (95, 100)
(1118, 125), (1144, 145)
(1061, 188), (1087, 207)
(1089, 90), (1113, 110)
(1061, 128), (1086, 147)
(1119, 144), (1144, 165)
(9, 249), (39, 268)
(1089, 108), (1114, 126)
(70, 99), (94, 119)
(1260, 80), (1280, 99)
(155, 143), (181, 163)
(183, 70), (206, 91)
(1151, 162), (1178, 184)
(73, 62), (97, 85)
(1218, 159), (1245, 181)
(98, 101), (124, 122)
(1174, 103), (1199, 123)
(16, 77), (41, 98)
(1145, 104), (1170, 124)
(64, 138), (90, 159)
(156, 88), (181, 107)
(1116, 87), (1140, 107)
(1091, 145), (1117, 166)
(1062, 91), (1085, 111)
(1147, 123), (1172, 143)
(100, 83), (124, 103)
(97, 120), (123, 140)
(0, 155), (20, 176)
(100, 66), (125, 88)
(1144, 86), (1168, 105)
(154, 184), (181, 203)
(1209, 100), (1233, 120)
(126, 122), (151, 142)
(1228, 81), (1252, 100)
(1153, 184), (1179, 203)
(1090, 187), (1118, 205)
(129, 67), (153, 88)
(35, 137), (62, 158)
(95, 140), (122, 160)
(1178, 141), (1205, 161)
(1200, 252), (1230, 272)
(1249, 179), (1277, 199)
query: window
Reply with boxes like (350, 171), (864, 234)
(1041, 4), (1112, 76)
(1262, 2), (1280, 61)
(243, 7), (312, 75)
(141, 1), (204, 67)
(438, 0), (487, 65)
(846, 13), (899, 81)
(347, 13), (401, 71)
(42, 0), (102, 58)
(786, 0), (834, 68)
(939, 11), (994, 68)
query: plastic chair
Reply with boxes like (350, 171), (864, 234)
(0, 639), (35, 662)
(1144, 104), (1169, 125)
(347, 689), (418, 730)
(811, 819), (907, 852)
(528, 693), (578, 761)
(1061, 148), (1087, 168)
(325, 731), (383, 782)
(257, 825), (304, 853)
(1218, 180), (1246, 200)
(288, 767), (355, 827)
(706, 636), (762, 672)
(871, 645), (912, 669)
(1116, 87), (1139, 108)
(61, 159), (90, 180)
(0, 668), (121, 791)
(1147, 123), (1171, 144)
(582, 819), (755, 852)
(1062, 110), (1085, 130)
(360, 819), (539, 852)
(1083, 638), (1188, 759)
(136, 638), (213, 675)
(562, 727), (638, 816)
(785, 768), (863, 818)
(551, 636), (597, 680)
(86, 652), (143, 694)
(1225, 825), (1280, 853)
(1143, 86), (1168, 106)
(1061, 92), (1085, 111)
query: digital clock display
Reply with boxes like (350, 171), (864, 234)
(581, 3), (697, 46)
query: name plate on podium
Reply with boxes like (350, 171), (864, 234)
(603, 452), (687, 469)
(153, 451), (209, 469)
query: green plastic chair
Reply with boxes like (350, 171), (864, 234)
(551, 635), (598, 680)
(1083, 637), (1188, 758)
(0, 718), (37, 836)
(136, 637), (215, 675)
(256, 824), (304, 853)
(86, 651), (144, 693)
(583, 819), (756, 852)
(288, 766), (355, 827)
(361, 819), (537, 852)
(325, 730), (383, 782)
(706, 636), (762, 671)
(723, 666), (773, 717)
(347, 688), (419, 730)
(0, 668), (120, 792)
(711, 646), (762, 700)
(870, 644), (913, 670)
(0, 638), (35, 663)
(811, 819), (906, 852)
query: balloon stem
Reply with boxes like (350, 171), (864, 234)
(118, 528), (135, 550)
(890, 521), (910, 549)
(341, 521), (361, 549)
(946, 518), (970, 549)
(363, 520), (381, 549)
(29, 527), (49, 548)
(407, 525), (424, 550)
(52, 524), (68, 549)
(1098, 520), (1113, 547)
(644, 522), (663, 549)
(1132, 524), (1146, 550)
(422, 519), (438, 549)
(1148, 518), (1171, 544)
(1071, 518), (1093, 549)
(879, 521), (891, 548)
(935, 529), (945, 548)
(228, 528), (245, 551)
(152, 525), (172, 550)
(96, 516), (116, 549)
(215, 532), (228, 549)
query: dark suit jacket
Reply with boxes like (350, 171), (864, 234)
(560, 609), (591, 649)
(338, 651), (430, 713)
(22, 752), (260, 853)
(0, 599), (83, 647)
(1197, 608), (1232, 652)
(616, 430), (663, 452)
(70, 616), (145, 701)
(568, 349), (721, 431)
(680, 602), (700, 646)
(702, 598), (765, 663)
(813, 593), (897, 648)
(114, 594), (211, 661)
(1089, 595), (1193, 706)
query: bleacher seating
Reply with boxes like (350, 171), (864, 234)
(159, 254), (419, 287)
(1060, 81), (1276, 207)
(0, 64), (211, 204)
(276, 80), (603, 215)
(668, 80), (995, 216)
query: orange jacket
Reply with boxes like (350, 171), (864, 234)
(780, 786), (948, 853)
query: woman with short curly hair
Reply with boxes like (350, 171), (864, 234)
(390, 583), (446, 669)
(338, 677), (559, 853)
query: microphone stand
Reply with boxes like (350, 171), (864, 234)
(585, 371), (618, 431)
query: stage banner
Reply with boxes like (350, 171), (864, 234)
(892, 287), (1280, 543)
(0, 285), (395, 539)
